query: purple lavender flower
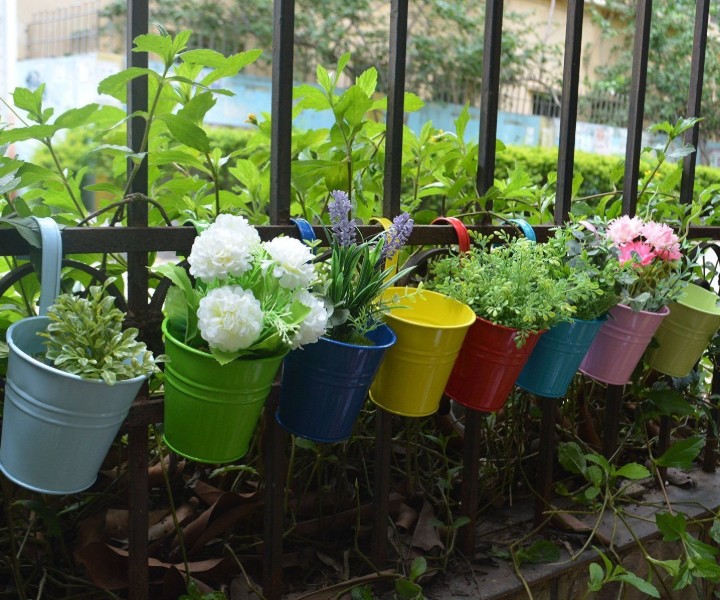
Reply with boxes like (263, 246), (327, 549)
(328, 190), (358, 247)
(382, 212), (414, 259)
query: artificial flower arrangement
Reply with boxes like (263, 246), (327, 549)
(274, 190), (415, 442)
(598, 215), (690, 312)
(156, 213), (330, 363)
(320, 189), (415, 344)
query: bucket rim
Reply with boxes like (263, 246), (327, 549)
(676, 283), (720, 316)
(382, 287), (476, 329)
(318, 324), (397, 351)
(610, 303), (671, 318)
(162, 318), (289, 364)
(473, 314), (549, 337)
(7, 316), (148, 387)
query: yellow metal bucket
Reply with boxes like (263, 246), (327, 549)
(369, 287), (476, 416)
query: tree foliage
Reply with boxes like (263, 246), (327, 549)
(589, 1), (720, 141)
(102, 0), (563, 105)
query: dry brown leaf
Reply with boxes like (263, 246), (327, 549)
(410, 501), (444, 552)
(148, 498), (200, 543)
(166, 493), (260, 561)
(76, 541), (236, 590)
(395, 503), (419, 534)
(550, 510), (611, 546)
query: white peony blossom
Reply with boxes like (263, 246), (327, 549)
(262, 237), (316, 289)
(290, 290), (329, 349)
(197, 286), (264, 352)
(212, 214), (262, 245)
(188, 225), (259, 282)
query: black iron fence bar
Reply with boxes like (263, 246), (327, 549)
(680, 0), (711, 204)
(269, 0), (295, 225)
(477, 0), (504, 205)
(622, 0), (652, 217)
(372, 0), (410, 567)
(554, 0), (584, 225)
(126, 0), (150, 597)
(382, 0), (409, 219)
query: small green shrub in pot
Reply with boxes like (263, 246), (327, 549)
(427, 231), (584, 346)
(39, 280), (159, 384)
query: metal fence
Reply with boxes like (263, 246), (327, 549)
(4, 0), (717, 599)
(25, 1), (122, 58)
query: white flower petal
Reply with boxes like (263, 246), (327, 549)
(197, 286), (264, 352)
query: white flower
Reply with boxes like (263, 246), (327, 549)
(212, 214), (261, 245)
(262, 236), (316, 289)
(188, 222), (259, 282)
(197, 286), (264, 352)
(290, 290), (329, 349)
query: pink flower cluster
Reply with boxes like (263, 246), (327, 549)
(606, 216), (681, 267)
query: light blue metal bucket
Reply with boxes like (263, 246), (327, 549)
(0, 218), (145, 494)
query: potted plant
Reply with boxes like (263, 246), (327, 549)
(0, 279), (159, 494)
(516, 220), (623, 398)
(156, 214), (328, 463)
(276, 190), (412, 442)
(427, 231), (580, 412)
(579, 215), (691, 384)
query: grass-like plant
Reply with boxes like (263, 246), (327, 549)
(39, 280), (158, 385)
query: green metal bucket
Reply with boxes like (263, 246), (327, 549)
(162, 320), (285, 463)
(645, 283), (720, 377)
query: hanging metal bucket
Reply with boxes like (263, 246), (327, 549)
(369, 287), (476, 417)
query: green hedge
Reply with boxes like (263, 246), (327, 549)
(33, 126), (720, 203)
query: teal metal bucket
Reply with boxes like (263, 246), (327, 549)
(0, 316), (146, 494)
(516, 317), (606, 398)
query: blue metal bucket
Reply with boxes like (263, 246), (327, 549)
(515, 317), (606, 398)
(276, 324), (396, 442)
(0, 316), (146, 494)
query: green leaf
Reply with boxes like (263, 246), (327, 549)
(710, 519), (720, 545)
(515, 539), (560, 565)
(0, 124), (59, 144)
(394, 579), (423, 600)
(614, 463), (651, 480)
(0, 217), (43, 247)
(54, 104), (100, 129)
(409, 556), (427, 582)
(588, 562), (604, 591)
(654, 436), (704, 469)
(177, 91), (217, 125)
(295, 85), (332, 111)
(656, 512), (686, 541)
(641, 389), (695, 417)
(229, 159), (261, 189)
(180, 48), (227, 68)
(335, 53), (351, 81)
(13, 499), (61, 536)
(355, 68), (378, 97)
(12, 86), (44, 121)
(335, 86), (373, 127)
(133, 32), (174, 65)
(97, 67), (157, 102)
(404, 92), (425, 113)
(615, 572), (660, 598)
(316, 65), (333, 93)
(557, 442), (587, 476)
(158, 114), (211, 153)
